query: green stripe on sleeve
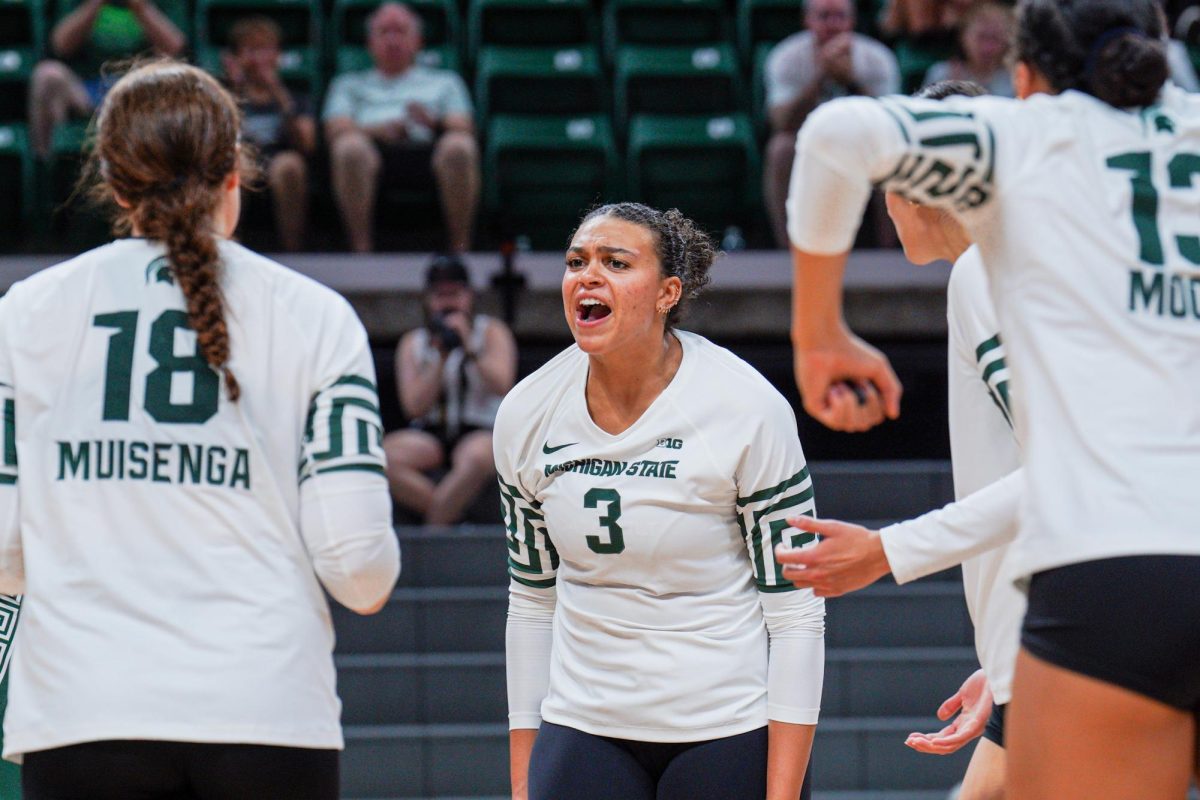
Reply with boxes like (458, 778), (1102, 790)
(509, 571), (556, 589)
(332, 375), (378, 392)
(974, 333), (1002, 362)
(737, 466), (810, 506)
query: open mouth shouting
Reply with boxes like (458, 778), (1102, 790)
(576, 297), (613, 326)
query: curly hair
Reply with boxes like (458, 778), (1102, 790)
(574, 203), (719, 328)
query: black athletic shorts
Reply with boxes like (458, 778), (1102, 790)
(1021, 555), (1200, 711)
(982, 702), (1006, 747)
(528, 721), (812, 800)
(22, 740), (339, 800)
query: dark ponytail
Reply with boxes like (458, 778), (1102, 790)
(1016, 0), (1168, 108)
(88, 60), (256, 401)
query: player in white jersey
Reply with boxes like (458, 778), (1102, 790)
(778, 80), (1027, 799)
(779, 0), (1200, 796)
(498, 203), (824, 800)
(0, 61), (400, 799)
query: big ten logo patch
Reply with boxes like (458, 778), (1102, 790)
(655, 437), (683, 450)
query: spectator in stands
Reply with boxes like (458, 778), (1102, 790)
(763, 0), (899, 248)
(879, 0), (977, 47)
(384, 255), (517, 524)
(28, 0), (186, 159)
(223, 16), (316, 252)
(923, 2), (1015, 97)
(323, 2), (479, 253)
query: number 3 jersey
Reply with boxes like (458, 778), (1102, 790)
(0, 238), (399, 760)
(497, 331), (824, 743)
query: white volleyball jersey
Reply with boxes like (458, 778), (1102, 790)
(944, 248), (1023, 704)
(789, 85), (1200, 581)
(0, 238), (398, 759)
(497, 331), (825, 742)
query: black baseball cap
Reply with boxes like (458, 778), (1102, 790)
(425, 254), (470, 289)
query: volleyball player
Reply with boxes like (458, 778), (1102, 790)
(0, 61), (400, 799)
(779, 1), (1200, 796)
(497, 203), (824, 800)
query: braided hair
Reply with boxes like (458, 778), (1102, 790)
(87, 60), (257, 401)
(574, 203), (719, 328)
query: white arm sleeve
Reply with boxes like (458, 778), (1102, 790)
(734, 390), (826, 723)
(787, 94), (1004, 254)
(761, 589), (825, 724)
(496, 405), (558, 730)
(506, 580), (555, 730)
(298, 306), (399, 613)
(0, 291), (22, 595)
(880, 468), (1022, 584)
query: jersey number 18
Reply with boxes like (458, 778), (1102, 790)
(93, 310), (220, 425)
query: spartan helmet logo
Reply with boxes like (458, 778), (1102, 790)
(145, 256), (174, 286)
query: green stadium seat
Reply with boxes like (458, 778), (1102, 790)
(330, 0), (460, 75)
(751, 41), (773, 130)
(605, 0), (727, 52)
(0, 0), (44, 122)
(894, 38), (952, 93)
(626, 113), (759, 237)
(43, 120), (109, 249)
(485, 114), (618, 247)
(0, 124), (35, 246)
(475, 45), (603, 122)
(468, 0), (595, 54)
(195, 0), (322, 93)
(737, 0), (797, 65)
(613, 44), (743, 129)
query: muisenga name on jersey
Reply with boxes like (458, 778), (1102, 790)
(57, 439), (251, 489)
(1130, 269), (1200, 320)
(545, 457), (679, 479)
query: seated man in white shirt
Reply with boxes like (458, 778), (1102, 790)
(763, 0), (899, 248)
(323, 2), (479, 253)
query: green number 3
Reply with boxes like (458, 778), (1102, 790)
(93, 310), (220, 425)
(584, 487), (624, 554)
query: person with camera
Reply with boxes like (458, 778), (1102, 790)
(383, 256), (517, 524)
(29, 0), (186, 159)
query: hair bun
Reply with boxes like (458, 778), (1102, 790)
(1088, 33), (1168, 108)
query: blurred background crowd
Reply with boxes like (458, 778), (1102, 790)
(3, 0), (1198, 256)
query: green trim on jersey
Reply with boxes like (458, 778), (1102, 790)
(974, 332), (1013, 428)
(736, 466), (810, 506)
(298, 374), (386, 484)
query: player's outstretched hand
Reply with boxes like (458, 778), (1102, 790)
(904, 669), (993, 755)
(793, 329), (902, 433)
(775, 516), (891, 597)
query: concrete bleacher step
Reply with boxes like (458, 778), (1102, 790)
(340, 718), (969, 797)
(332, 582), (972, 655)
(336, 648), (979, 726)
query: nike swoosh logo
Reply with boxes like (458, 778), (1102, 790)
(542, 441), (577, 454)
